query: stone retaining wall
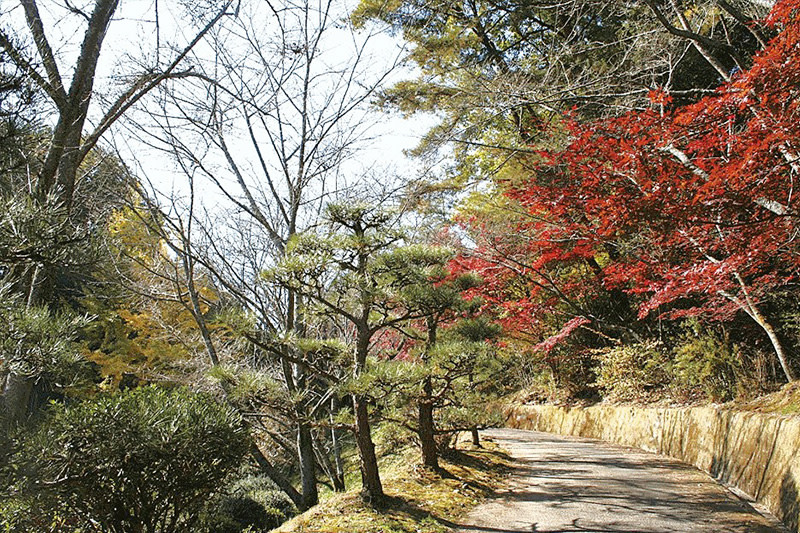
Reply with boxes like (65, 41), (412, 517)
(502, 403), (800, 531)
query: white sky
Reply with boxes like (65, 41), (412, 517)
(2, 0), (438, 211)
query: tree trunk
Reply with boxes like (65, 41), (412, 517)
(1, 372), (34, 424)
(250, 443), (305, 510)
(3, 266), (39, 424)
(353, 395), (383, 506)
(279, 288), (319, 509)
(752, 308), (797, 382)
(468, 370), (481, 448)
(471, 428), (481, 447)
(183, 256), (219, 366)
(34, 0), (120, 207)
(725, 274), (797, 382)
(311, 433), (333, 487)
(419, 317), (439, 468)
(330, 396), (346, 492)
(351, 326), (383, 504)
(297, 423), (319, 508)
(418, 377), (438, 469)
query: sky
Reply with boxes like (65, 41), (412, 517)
(2, 0), (438, 212)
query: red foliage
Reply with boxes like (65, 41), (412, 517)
(459, 1), (800, 354)
(533, 317), (591, 354)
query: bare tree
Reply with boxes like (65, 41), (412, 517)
(130, 0), (403, 509)
(0, 0), (235, 422)
(104, 176), (311, 508)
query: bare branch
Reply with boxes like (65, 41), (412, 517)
(80, 1), (236, 161)
(19, 0), (67, 103)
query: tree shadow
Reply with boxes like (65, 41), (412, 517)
(780, 471), (799, 532)
(366, 448), (513, 529)
(450, 430), (786, 533)
(375, 494), (461, 528)
(443, 447), (513, 470)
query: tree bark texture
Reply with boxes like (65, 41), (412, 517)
(751, 308), (797, 382)
(250, 443), (305, 510)
(330, 396), (346, 492)
(353, 395), (383, 506)
(418, 377), (439, 469)
(419, 317), (439, 468)
(31, 0), (120, 207)
(1, 373), (34, 424)
(297, 423), (319, 508)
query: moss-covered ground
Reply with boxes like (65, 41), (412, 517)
(273, 436), (511, 533)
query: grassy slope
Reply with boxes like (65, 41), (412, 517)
(511, 381), (800, 415)
(273, 437), (511, 533)
(737, 381), (800, 415)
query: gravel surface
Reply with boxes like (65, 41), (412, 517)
(452, 428), (788, 533)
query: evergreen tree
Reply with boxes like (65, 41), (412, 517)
(273, 201), (453, 504)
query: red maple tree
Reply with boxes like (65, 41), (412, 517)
(458, 0), (800, 382)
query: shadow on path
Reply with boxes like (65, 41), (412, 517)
(452, 429), (787, 533)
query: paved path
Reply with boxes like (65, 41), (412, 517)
(454, 428), (787, 533)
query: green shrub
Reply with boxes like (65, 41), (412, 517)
(672, 323), (741, 401)
(594, 342), (671, 402)
(199, 474), (297, 533)
(0, 294), (96, 401)
(213, 495), (270, 533)
(252, 490), (297, 520)
(232, 473), (297, 520)
(9, 386), (249, 533)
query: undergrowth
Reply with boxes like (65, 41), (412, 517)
(739, 381), (800, 415)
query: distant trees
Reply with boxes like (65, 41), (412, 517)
(84, 194), (234, 382)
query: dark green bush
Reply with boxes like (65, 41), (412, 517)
(212, 495), (270, 533)
(8, 385), (249, 533)
(199, 474), (297, 532)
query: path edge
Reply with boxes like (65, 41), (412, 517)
(500, 402), (800, 532)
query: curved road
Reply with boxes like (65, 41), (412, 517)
(454, 428), (788, 533)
